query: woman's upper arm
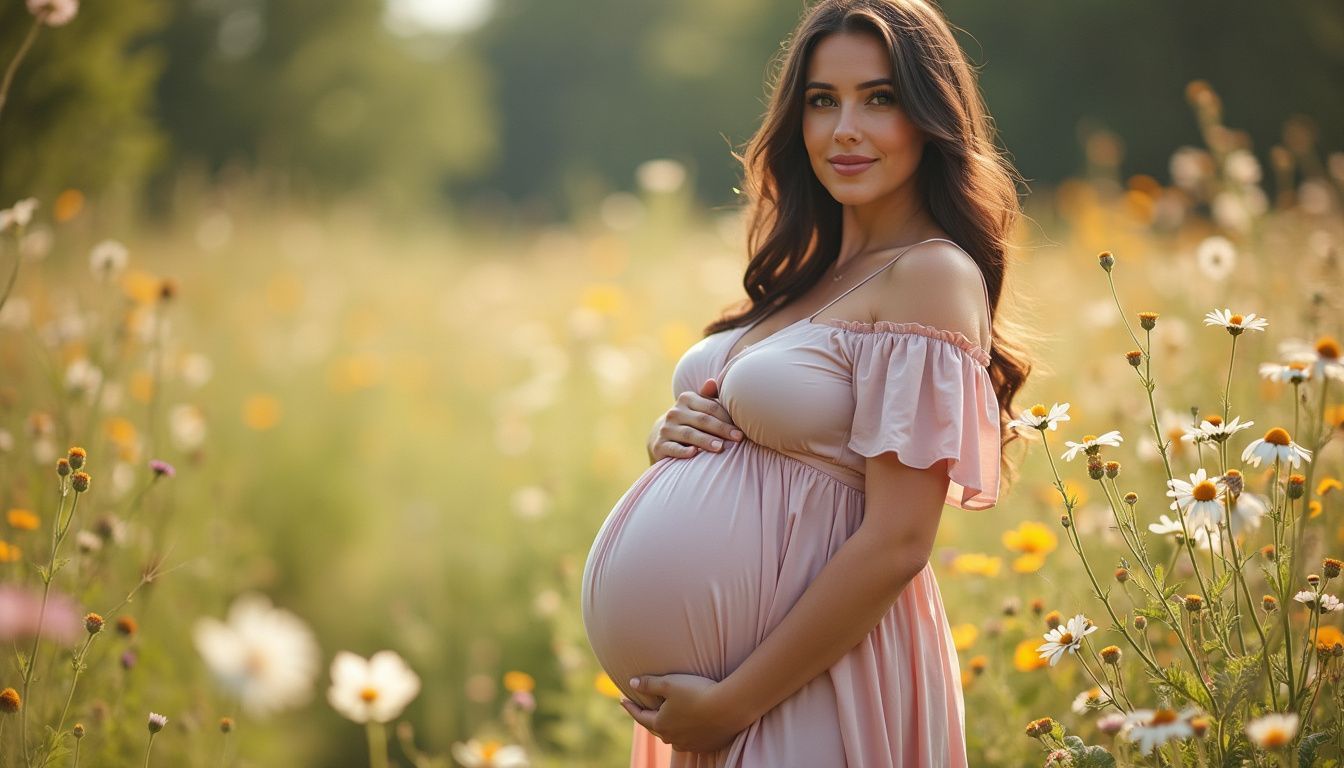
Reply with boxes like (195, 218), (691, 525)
(859, 452), (949, 582)
(871, 240), (991, 351)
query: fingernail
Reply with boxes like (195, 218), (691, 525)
(629, 678), (640, 689)
(731, 430), (743, 440)
(711, 440), (722, 450)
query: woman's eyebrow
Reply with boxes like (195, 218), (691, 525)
(803, 78), (893, 91)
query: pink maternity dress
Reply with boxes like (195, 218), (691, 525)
(580, 238), (1000, 767)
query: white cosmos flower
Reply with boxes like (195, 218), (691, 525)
(1007, 402), (1070, 433)
(1123, 707), (1199, 755)
(328, 650), (421, 724)
(1241, 428), (1312, 468)
(1166, 467), (1226, 531)
(1258, 361), (1312, 384)
(450, 739), (531, 768)
(193, 593), (320, 716)
(1036, 613), (1097, 667)
(1245, 713), (1299, 749)
(1061, 430), (1123, 461)
(1203, 308), (1268, 334)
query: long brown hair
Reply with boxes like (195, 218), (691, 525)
(709, 0), (1033, 465)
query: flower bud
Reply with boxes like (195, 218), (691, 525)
(1183, 594), (1203, 612)
(1133, 615), (1148, 630)
(1222, 468), (1243, 496)
(1087, 458), (1105, 480)
(0, 687), (20, 713)
(1126, 350), (1143, 367)
(219, 717), (234, 734)
(1138, 312), (1158, 330)
(1098, 252), (1115, 272)
(1100, 645), (1122, 664)
(56, 458), (71, 477)
(1025, 717), (1056, 738)
(969, 655), (988, 675)
(147, 712), (167, 734)
(1307, 573), (1320, 587)
(72, 723), (84, 738)
(84, 613), (104, 635)
(71, 472), (91, 493)
(1287, 474), (1306, 499)
(1114, 567), (1130, 583)
(116, 616), (138, 637)
(1030, 598), (1044, 616)
(1324, 558), (1342, 579)
(1190, 715), (1211, 738)
(1104, 461), (1120, 479)
(1060, 513), (1071, 528)
(67, 447), (86, 470)
(1261, 545), (1276, 562)
(1262, 595), (1278, 612)
(1044, 610), (1062, 629)
(1123, 492), (1138, 505)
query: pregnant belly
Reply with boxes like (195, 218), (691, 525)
(581, 441), (778, 709)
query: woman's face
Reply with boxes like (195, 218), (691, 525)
(802, 31), (927, 207)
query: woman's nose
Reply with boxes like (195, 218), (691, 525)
(833, 107), (861, 144)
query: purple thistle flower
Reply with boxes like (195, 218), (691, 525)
(148, 460), (175, 478)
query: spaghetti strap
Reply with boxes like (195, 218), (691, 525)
(809, 237), (955, 321)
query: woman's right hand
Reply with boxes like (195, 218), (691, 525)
(649, 378), (743, 462)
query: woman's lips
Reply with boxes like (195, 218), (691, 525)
(829, 158), (877, 176)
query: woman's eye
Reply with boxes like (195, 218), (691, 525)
(805, 93), (834, 108)
(805, 91), (896, 108)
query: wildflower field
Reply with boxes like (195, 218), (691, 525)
(4, 5), (1344, 768)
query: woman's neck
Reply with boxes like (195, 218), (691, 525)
(835, 185), (940, 265)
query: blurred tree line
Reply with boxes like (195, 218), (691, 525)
(0, 0), (1340, 220)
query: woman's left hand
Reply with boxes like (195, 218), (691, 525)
(619, 673), (745, 753)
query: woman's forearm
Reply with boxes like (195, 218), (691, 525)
(712, 525), (922, 730)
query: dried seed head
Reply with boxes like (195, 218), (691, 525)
(1262, 595), (1278, 612)
(1104, 461), (1120, 478)
(84, 613), (104, 635)
(67, 447), (87, 470)
(71, 472), (91, 493)
(1183, 594), (1204, 612)
(1123, 492), (1138, 505)
(56, 458), (71, 477)
(1126, 350), (1143, 367)
(1098, 252), (1115, 272)
(1100, 645), (1122, 664)
(1087, 455), (1105, 480)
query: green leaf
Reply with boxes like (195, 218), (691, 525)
(1300, 732), (1331, 768)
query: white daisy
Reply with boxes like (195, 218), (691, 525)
(451, 739), (531, 768)
(1277, 337), (1344, 382)
(1203, 308), (1268, 335)
(1036, 613), (1097, 667)
(1194, 236), (1236, 281)
(1147, 514), (1185, 536)
(1241, 427), (1313, 468)
(1166, 467), (1226, 531)
(1227, 491), (1268, 537)
(88, 240), (128, 281)
(1293, 591), (1343, 614)
(1245, 712), (1299, 749)
(193, 593), (321, 717)
(1180, 416), (1254, 445)
(1070, 686), (1110, 714)
(328, 650), (421, 723)
(1007, 402), (1071, 433)
(1123, 708), (1198, 755)
(1061, 430), (1123, 461)
(1258, 361), (1312, 384)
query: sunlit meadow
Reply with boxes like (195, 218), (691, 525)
(3, 6), (1344, 767)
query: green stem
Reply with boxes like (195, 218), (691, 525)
(145, 732), (156, 768)
(0, 17), (43, 126)
(55, 634), (96, 735)
(366, 722), (388, 768)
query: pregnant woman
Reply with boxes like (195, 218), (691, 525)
(581, 0), (1031, 765)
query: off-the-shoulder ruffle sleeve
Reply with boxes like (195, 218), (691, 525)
(838, 320), (1001, 511)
